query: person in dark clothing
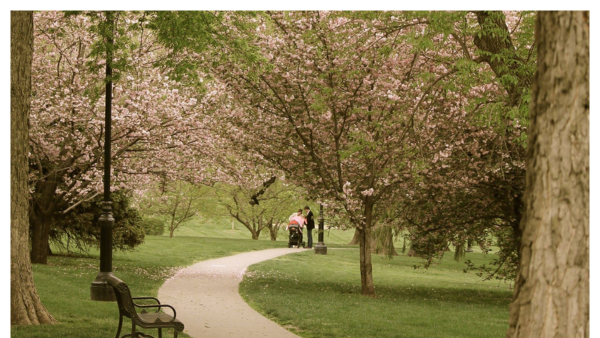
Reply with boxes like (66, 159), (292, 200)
(304, 206), (315, 248)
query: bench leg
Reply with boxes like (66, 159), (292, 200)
(131, 322), (136, 338)
(174, 330), (178, 338)
(115, 315), (123, 338)
(158, 328), (162, 338)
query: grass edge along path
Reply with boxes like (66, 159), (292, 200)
(240, 249), (513, 338)
(11, 236), (284, 338)
(10, 217), (354, 338)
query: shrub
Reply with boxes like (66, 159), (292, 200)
(141, 217), (165, 236)
(49, 190), (145, 253)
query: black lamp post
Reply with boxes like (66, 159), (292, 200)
(465, 239), (473, 253)
(91, 12), (116, 301)
(314, 204), (327, 255)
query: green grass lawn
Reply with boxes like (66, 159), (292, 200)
(240, 249), (513, 338)
(11, 235), (283, 338)
(12, 217), (510, 338)
(10, 217), (348, 337)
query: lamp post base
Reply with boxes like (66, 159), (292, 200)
(314, 242), (327, 255)
(90, 271), (116, 301)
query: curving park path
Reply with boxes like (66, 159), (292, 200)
(158, 248), (309, 338)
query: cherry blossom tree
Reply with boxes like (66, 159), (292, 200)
(202, 11), (464, 296)
(382, 11), (535, 279)
(201, 11), (540, 293)
(29, 11), (222, 263)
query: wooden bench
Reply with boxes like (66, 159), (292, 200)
(106, 275), (184, 338)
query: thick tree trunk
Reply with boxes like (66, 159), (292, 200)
(507, 11), (589, 338)
(29, 213), (52, 264)
(11, 11), (56, 325)
(359, 199), (376, 297)
(29, 177), (58, 264)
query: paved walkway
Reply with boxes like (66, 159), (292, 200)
(158, 248), (309, 338)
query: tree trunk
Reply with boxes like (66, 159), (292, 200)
(169, 215), (176, 238)
(507, 11), (589, 338)
(359, 199), (376, 297)
(511, 221), (522, 263)
(454, 241), (465, 261)
(267, 221), (279, 241)
(372, 224), (398, 257)
(255, 219), (263, 239)
(473, 11), (532, 107)
(29, 212), (52, 264)
(168, 199), (178, 238)
(29, 176), (59, 264)
(348, 228), (360, 245)
(11, 10), (56, 325)
(236, 218), (259, 240)
(512, 192), (524, 263)
(473, 11), (530, 260)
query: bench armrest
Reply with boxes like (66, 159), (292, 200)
(133, 296), (161, 305)
(133, 297), (162, 312)
(135, 304), (177, 323)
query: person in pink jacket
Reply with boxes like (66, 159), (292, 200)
(289, 210), (306, 230)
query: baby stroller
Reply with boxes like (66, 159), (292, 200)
(287, 221), (305, 248)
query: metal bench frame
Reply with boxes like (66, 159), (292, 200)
(106, 275), (184, 338)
